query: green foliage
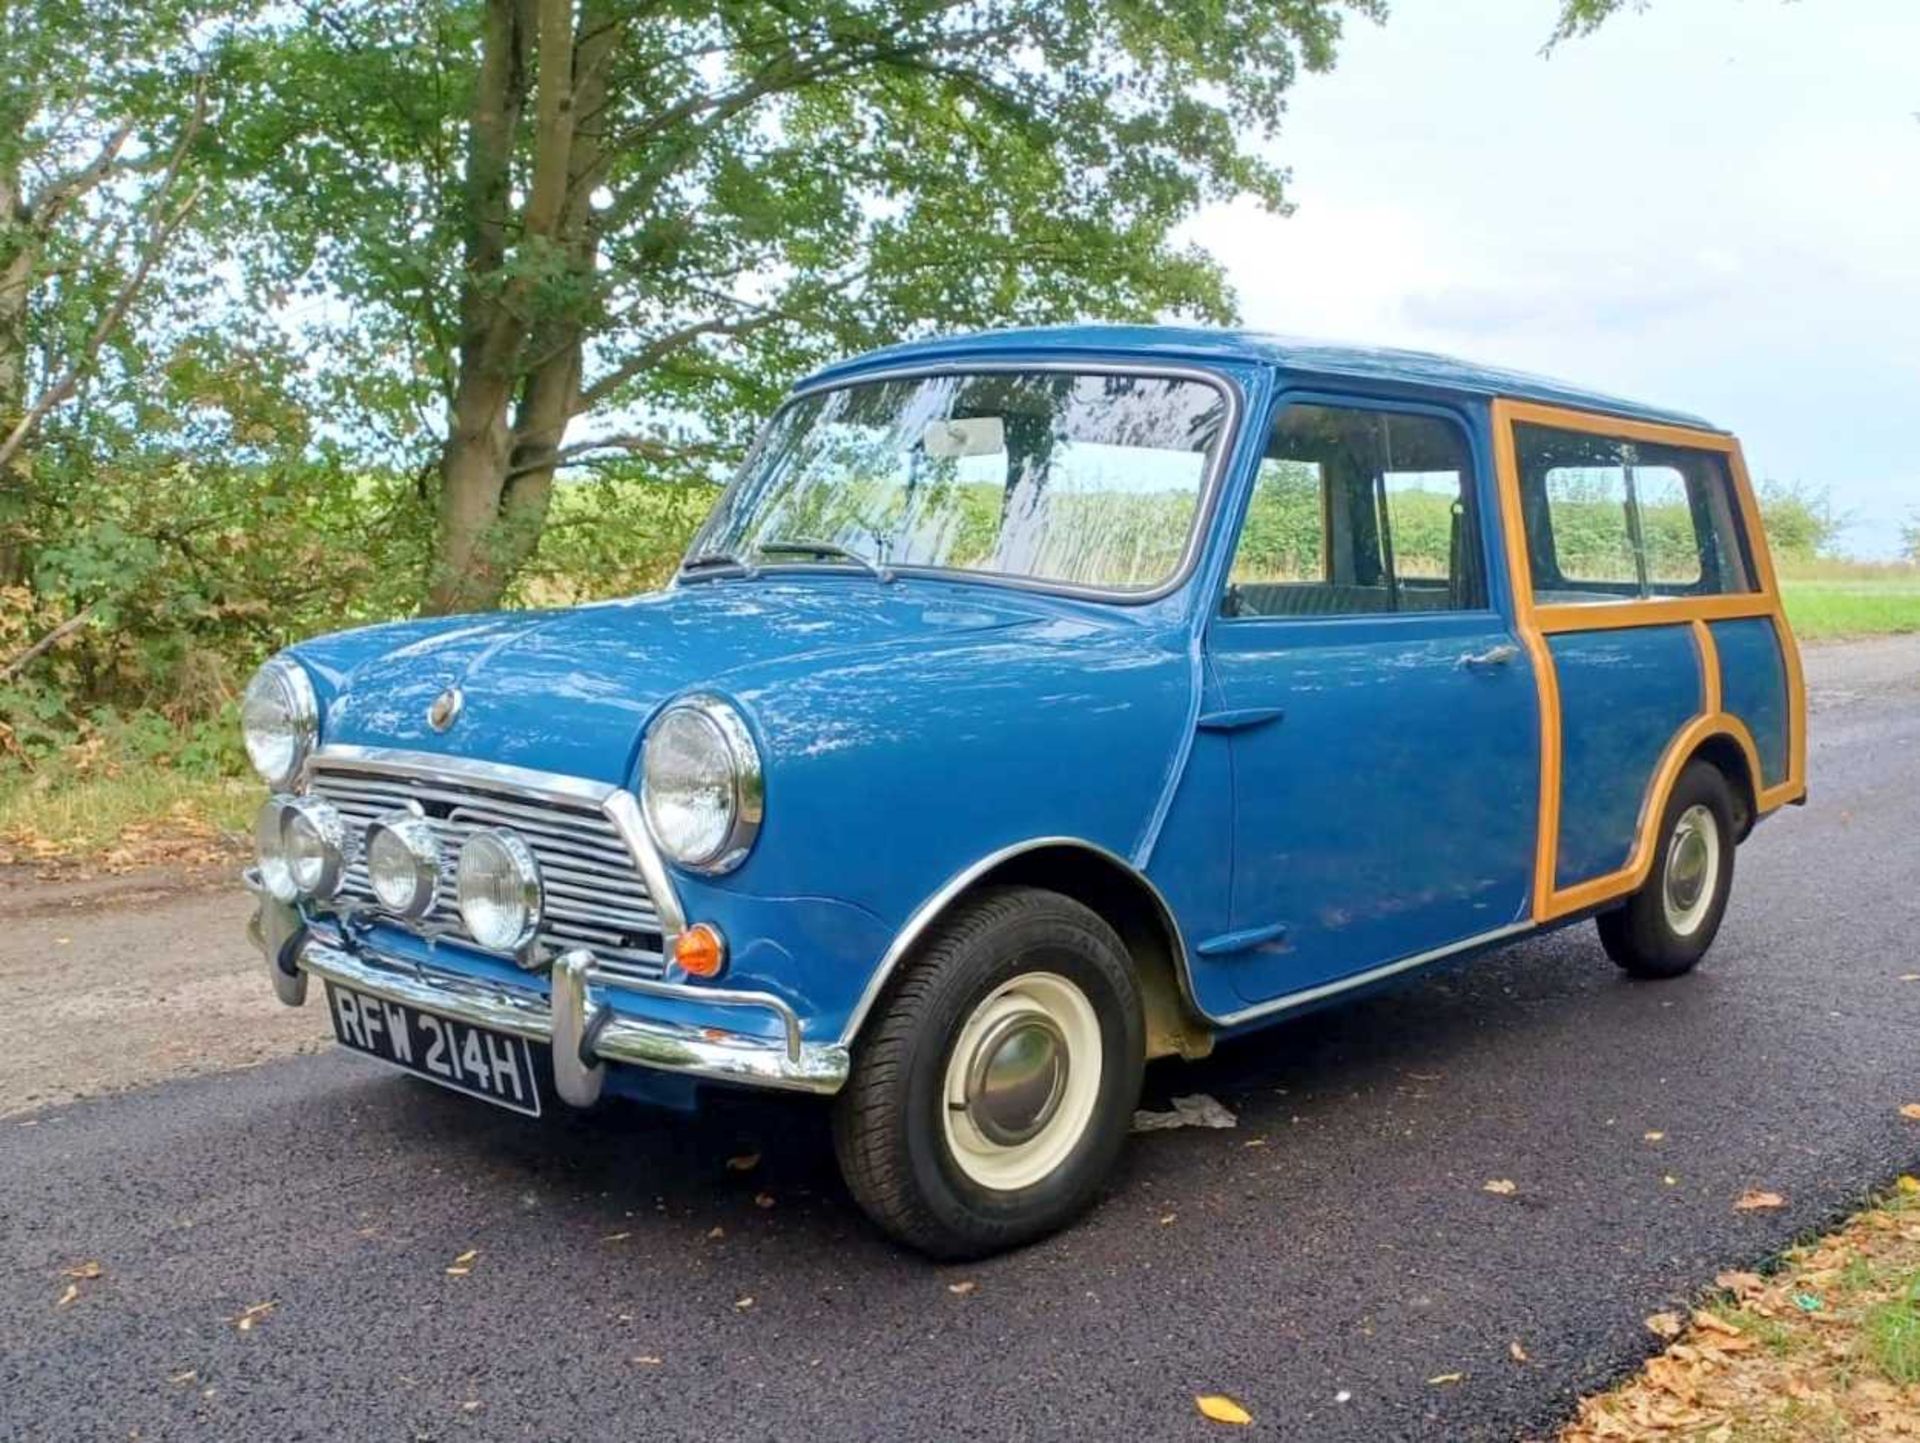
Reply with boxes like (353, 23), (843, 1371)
(1865, 1276), (1920, 1387)
(1755, 480), (1841, 561)
(1549, 0), (1645, 42)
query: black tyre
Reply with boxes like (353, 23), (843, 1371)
(1597, 759), (1738, 979)
(832, 886), (1145, 1259)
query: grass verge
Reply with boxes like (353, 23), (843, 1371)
(1561, 1178), (1920, 1441)
(1779, 559), (1920, 642)
(0, 769), (254, 869)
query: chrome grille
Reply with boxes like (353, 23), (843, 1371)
(309, 761), (666, 982)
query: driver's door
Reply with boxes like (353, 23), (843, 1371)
(1203, 393), (1539, 1008)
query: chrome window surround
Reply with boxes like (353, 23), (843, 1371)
(683, 360), (1246, 607)
(296, 745), (687, 986)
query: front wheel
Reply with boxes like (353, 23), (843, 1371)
(832, 886), (1145, 1259)
(1597, 759), (1737, 979)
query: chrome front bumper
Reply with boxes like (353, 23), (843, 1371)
(246, 874), (849, 1099)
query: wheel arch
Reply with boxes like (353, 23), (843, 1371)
(839, 838), (1214, 1062)
(1689, 729), (1758, 840)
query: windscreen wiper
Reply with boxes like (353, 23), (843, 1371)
(678, 550), (759, 581)
(758, 539), (895, 583)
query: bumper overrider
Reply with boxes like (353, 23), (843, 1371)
(245, 869), (850, 1099)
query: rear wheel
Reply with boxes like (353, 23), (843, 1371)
(832, 886), (1144, 1259)
(1597, 759), (1737, 978)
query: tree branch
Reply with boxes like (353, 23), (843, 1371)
(0, 602), (95, 681)
(574, 309), (793, 412)
(26, 122), (135, 234)
(0, 103), (206, 475)
(504, 431), (726, 482)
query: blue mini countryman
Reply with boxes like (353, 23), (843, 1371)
(243, 326), (1806, 1257)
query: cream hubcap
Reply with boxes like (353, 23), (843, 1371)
(1662, 803), (1721, 937)
(943, 972), (1102, 1191)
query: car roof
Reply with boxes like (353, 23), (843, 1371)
(801, 324), (1722, 433)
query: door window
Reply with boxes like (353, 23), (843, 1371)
(1225, 403), (1486, 618)
(1513, 422), (1755, 602)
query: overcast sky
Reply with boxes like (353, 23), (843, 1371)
(1183, 0), (1919, 556)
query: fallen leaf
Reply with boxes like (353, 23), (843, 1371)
(1899, 973), (1920, 982)
(450, 1248), (479, 1265)
(63, 1261), (103, 1280)
(1482, 1179), (1517, 1196)
(733, 1296), (754, 1310)
(601, 1232), (631, 1243)
(1509, 1340), (1529, 1363)
(1663, 1174), (1679, 1186)
(1734, 1190), (1786, 1212)
(1195, 1394), (1253, 1425)
(1643, 1131), (1666, 1142)
(1692, 1309), (1742, 1337)
(726, 1152), (761, 1172)
(1427, 1372), (1464, 1386)
(706, 1226), (726, 1240)
(167, 1370), (197, 1385)
(1159, 1213), (1177, 1226)
(947, 1281), (977, 1296)
(55, 1283), (79, 1308)
(754, 1192), (776, 1209)
(459, 1400), (482, 1414)
(1897, 1175), (1920, 1195)
(1899, 1104), (1920, 1122)
(1714, 1271), (1765, 1299)
(630, 1356), (662, 1366)
(444, 1267), (471, 1277)
(232, 1301), (276, 1331)
(1645, 1312), (1684, 1339)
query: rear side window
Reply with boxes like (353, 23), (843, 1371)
(1226, 403), (1486, 618)
(1513, 422), (1755, 603)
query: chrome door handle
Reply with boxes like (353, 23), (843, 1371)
(1459, 643), (1520, 670)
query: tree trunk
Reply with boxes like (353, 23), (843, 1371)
(0, 161), (32, 588)
(422, 0), (611, 616)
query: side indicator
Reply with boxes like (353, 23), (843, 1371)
(674, 923), (728, 979)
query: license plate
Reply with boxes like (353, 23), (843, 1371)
(325, 983), (542, 1117)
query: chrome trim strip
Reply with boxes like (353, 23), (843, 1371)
(297, 938), (849, 1096)
(602, 789), (685, 942)
(837, 836), (1202, 1047)
(304, 744), (687, 949)
(1206, 920), (1536, 1029)
(305, 744), (618, 808)
(688, 359), (1245, 607)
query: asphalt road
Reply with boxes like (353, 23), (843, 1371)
(4, 639), (1918, 1442)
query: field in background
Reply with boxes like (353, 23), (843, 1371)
(1779, 559), (1920, 642)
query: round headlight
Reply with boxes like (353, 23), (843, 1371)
(281, 797), (348, 900)
(241, 658), (318, 789)
(254, 796), (298, 903)
(641, 695), (762, 874)
(456, 828), (542, 953)
(366, 812), (441, 919)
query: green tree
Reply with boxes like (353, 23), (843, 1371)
(221, 0), (1382, 614)
(0, 1), (259, 586)
(1754, 479), (1839, 562)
